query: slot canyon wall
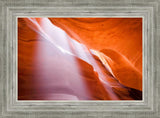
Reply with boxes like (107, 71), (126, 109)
(18, 18), (142, 100)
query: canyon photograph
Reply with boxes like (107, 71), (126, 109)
(18, 18), (142, 100)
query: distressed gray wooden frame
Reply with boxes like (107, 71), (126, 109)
(0, 0), (159, 118)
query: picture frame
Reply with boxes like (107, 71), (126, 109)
(0, 0), (159, 117)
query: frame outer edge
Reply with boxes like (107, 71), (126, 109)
(0, 0), (160, 118)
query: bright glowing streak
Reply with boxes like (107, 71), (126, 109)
(91, 50), (115, 77)
(27, 18), (74, 56)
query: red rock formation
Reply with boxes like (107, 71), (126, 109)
(49, 18), (142, 91)
(18, 18), (142, 100)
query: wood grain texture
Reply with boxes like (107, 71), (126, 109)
(0, 0), (159, 118)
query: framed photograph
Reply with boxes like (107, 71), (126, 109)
(0, 0), (159, 117)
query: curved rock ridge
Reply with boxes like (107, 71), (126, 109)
(18, 18), (142, 100)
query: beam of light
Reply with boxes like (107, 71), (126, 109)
(28, 18), (96, 100)
(26, 18), (74, 56)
